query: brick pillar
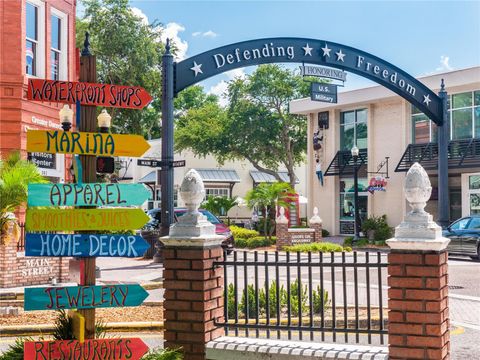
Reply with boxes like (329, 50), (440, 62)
(0, 241), (18, 288)
(309, 206), (323, 242)
(162, 169), (226, 360)
(386, 163), (450, 360)
(275, 207), (289, 250)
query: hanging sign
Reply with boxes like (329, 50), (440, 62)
(24, 284), (149, 311)
(367, 176), (387, 194)
(26, 130), (151, 157)
(300, 65), (347, 81)
(24, 338), (149, 360)
(137, 159), (186, 168)
(310, 82), (337, 103)
(25, 208), (150, 232)
(27, 79), (153, 109)
(25, 233), (150, 257)
(28, 183), (151, 207)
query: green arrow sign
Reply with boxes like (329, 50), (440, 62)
(26, 208), (150, 231)
(28, 183), (151, 207)
(24, 284), (149, 311)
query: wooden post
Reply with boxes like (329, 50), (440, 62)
(78, 50), (97, 340)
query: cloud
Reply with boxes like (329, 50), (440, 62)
(208, 68), (246, 106)
(131, 7), (149, 26)
(192, 30), (218, 38)
(435, 55), (453, 72)
(161, 22), (188, 61)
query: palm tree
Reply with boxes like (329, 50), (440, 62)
(0, 152), (47, 244)
(245, 182), (294, 240)
(202, 195), (239, 224)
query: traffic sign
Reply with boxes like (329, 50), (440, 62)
(24, 284), (149, 311)
(25, 233), (150, 257)
(28, 183), (151, 207)
(137, 159), (186, 168)
(27, 130), (151, 157)
(27, 79), (153, 109)
(310, 82), (338, 103)
(25, 208), (150, 231)
(24, 338), (149, 360)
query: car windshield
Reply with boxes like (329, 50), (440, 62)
(176, 209), (221, 224)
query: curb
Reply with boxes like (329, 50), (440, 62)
(0, 321), (164, 337)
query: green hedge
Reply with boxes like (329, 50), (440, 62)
(283, 242), (350, 253)
(235, 236), (276, 249)
(230, 225), (260, 239)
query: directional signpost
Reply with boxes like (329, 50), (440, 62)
(26, 233), (150, 257)
(24, 284), (149, 311)
(28, 183), (151, 207)
(24, 338), (149, 360)
(27, 79), (153, 110)
(27, 130), (150, 157)
(137, 158), (186, 168)
(310, 82), (338, 103)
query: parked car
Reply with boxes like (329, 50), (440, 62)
(143, 208), (234, 253)
(443, 216), (480, 260)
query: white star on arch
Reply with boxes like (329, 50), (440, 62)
(335, 49), (346, 62)
(302, 43), (313, 56)
(321, 44), (331, 57)
(190, 61), (203, 77)
(423, 94), (432, 106)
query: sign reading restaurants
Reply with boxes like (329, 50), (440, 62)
(27, 130), (151, 157)
(27, 79), (153, 109)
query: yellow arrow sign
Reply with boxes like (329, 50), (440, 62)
(27, 130), (150, 157)
(26, 208), (150, 231)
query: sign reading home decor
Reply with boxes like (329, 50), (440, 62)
(175, 38), (442, 124)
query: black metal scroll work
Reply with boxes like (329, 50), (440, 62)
(324, 148), (368, 176)
(175, 37), (443, 124)
(367, 157), (389, 179)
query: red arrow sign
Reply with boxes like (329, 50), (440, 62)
(27, 79), (153, 109)
(24, 338), (149, 360)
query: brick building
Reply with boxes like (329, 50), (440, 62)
(0, 0), (77, 287)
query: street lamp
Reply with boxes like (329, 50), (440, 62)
(59, 104), (73, 131)
(97, 109), (112, 133)
(351, 145), (361, 241)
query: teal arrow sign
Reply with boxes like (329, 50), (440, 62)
(24, 284), (149, 311)
(28, 183), (151, 207)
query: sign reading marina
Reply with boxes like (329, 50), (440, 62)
(26, 208), (150, 232)
(300, 65), (347, 81)
(27, 130), (150, 157)
(24, 284), (149, 311)
(310, 82), (338, 103)
(25, 233), (150, 257)
(28, 183), (151, 207)
(27, 79), (153, 109)
(24, 338), (149, 360)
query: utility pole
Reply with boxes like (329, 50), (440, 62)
(78, 32), (97, 339)
(437, 79), (450, 228)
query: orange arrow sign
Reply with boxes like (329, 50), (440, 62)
(27, 79), (153, 109)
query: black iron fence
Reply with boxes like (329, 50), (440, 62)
(214, 250), (388, 345)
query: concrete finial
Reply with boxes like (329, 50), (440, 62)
(309, 206), (322, 225)
(276, 207), (289, 224)
(404, 162), (432, 214)
(179, 169), (205, 214)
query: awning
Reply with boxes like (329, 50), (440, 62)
(250, 170), (299, 184)
(324, 149), (368, 176)
(395, 139), (480, 172)
(194, 169), (241, 183)
(138, 171), (156, 184)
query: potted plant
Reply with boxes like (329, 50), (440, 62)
(361, 216), (379, 242)
(0, 152), (47, 245)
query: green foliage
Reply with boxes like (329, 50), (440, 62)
(175, 64), (310, 187)
(226, 283), (237, 319)
(52, 310), (74, 340)
(235, 236), (276, 249)
(76, 0), (164, 138)
(283, 242), (349, 253)
(142, 348), (183, 360)
(289, 279), (308, 317)
(240, 284), (259, 318)
(202, 195), (238, 217)
(0, 337), (34, 360)
(0, 152), (47, 234)
(312, 286), (330, 314)
(230, 225), (259, 239)
(361, 215), (393, 242)
(258, 280), (285, 318)
(343, 236), (353, 246)
(322, 229), (330, 237)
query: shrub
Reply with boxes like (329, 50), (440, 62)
(240, 284), (259, 318)
(343, 236), (353, 246)
(142, 348), (183, 360)
(226, 283), (237, 319)
(322, 229), (330, 237)
(361, 215), (393, 242)
(289, 279), (308, 317)
(312, 286), (330, 314)
(235, 236), (276, 249)
(258, 280), (285, 318)
(283, 242), (348, 253)
(230, 225), (259, 239)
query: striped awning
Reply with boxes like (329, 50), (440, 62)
(194, 169), (241, 183)
(138, 171), (156, 184)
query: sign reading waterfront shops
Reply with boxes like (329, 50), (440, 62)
(27, 79), (153, 110)
(25, 233), (150, 257)
(311, 82), (338, 103)
(28, 183), (151, 207)
(300, 65), (347, 81)
(24, 284), (149, 311)
(27, 130), (150, 157)
(25, 208), (150, 232)
(137, 159), (186, 168)
(24, 338), (149, 360)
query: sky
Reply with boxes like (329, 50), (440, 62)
(82, 1), (480, 102)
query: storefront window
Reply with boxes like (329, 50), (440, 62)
(340, 109), (367, 150)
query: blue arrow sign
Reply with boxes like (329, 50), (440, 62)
(28, 183), (151, 207)
(24, 284), (149, 311)
(25, 233), (150, 257)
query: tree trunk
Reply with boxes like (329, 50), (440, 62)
(264, 206), (268, 241)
